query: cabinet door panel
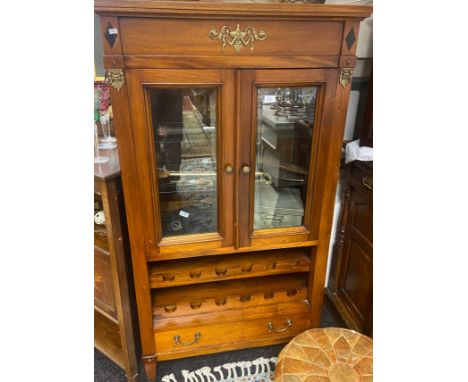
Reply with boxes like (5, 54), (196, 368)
(126, 69), (235, 259)
(238, 69), (337, 248)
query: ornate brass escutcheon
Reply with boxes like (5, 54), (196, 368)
(339, 68), (353, 88)
(105, 69), (124, 91)
(209, 24), (267, 53)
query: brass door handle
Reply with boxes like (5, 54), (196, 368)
(267, 319), (292, 333)
(225, 165), (233, 174)
(242, 165), (251, 174)
(173, 332), (201, 346)
(362, 176), (373, 191)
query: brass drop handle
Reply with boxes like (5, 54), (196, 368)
(241, 263), (253, 272)
(240, 294), (251, 302)
(362, 176), (373, 191)
(190, 270), (202, 278)
(242, 165), (251, 174)
(225, 165), (233, 174)
(162, 274), (175, 281)
(173, 332), (201, 346)
(287, 288), (298, 297)
(215, 267), (228, 276)
(267, 319), (292, 333)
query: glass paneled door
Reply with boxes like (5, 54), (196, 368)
(126, 70), (235, 259)
(237, 69), (338, 248)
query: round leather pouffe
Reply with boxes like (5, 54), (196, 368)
(274, 327), (373, 382)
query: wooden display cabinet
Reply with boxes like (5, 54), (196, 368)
(94, 146), (139, 382)
(95, 1), (372, 380)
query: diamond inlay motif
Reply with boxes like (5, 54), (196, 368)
(275, 328), (373, 382)
(345, 28), (356, 50)
(105, 22), (118, 49)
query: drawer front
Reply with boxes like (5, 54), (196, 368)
(155, 313), (309, 356)
(119, 18), (342, 58)
(94, 247), (116, 317)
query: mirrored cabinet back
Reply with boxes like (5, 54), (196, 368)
(95, 1), (372, 380)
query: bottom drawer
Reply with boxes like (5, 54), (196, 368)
(155, 313), (309, 359)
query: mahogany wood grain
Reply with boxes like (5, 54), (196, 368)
(118, 18), (342, 57)
(154, 313), (310, 360)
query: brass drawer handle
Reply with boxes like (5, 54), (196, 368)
(190, 300), (203, 309)
(173, 332), (201, 346)
(215, 297), (227, 306)
(162, 274), (175, 281)
(240, 294), (251, 302)
(190, 270), (202, 278)
(215, 267), (227, 276)
(362, 176), (373, 191)
(286, 288), (298, 297)
(225, 165), (233, 174)
(267, 319), (292, 333)
(241, 263), (253, 272)
(164, 304), (177, 313)
(242, 165), (251, 174)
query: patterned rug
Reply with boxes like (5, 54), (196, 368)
(160, 356), (277, 382)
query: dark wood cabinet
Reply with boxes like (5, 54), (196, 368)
(95, 2), (372, 380)
(94, 147), (139, 382)
(326, 160), (373, 336)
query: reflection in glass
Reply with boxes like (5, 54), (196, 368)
(254, 86), (317, 230)
(150, 88), (218, 237)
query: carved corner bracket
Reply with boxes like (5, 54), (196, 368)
(105, 69), (124, 91)
(209, 24), (267, 54)
(339, 68), (353, 89)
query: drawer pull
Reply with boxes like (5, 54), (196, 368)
(264, 291), (274, 300)
(190, 300), (203, 309)
(162, 274), (175, 281)
(267, 319), (292, 333)
(173, 332), (201, 347)
(362, 176), (373, 191)
(241, 263), (253, 272)
(270, 262), (277, 269)
(190, 270), (202, 278)
(240, 294), (251, 302)
(286, 288), (298, 297)
(164, 304), (177, 313)
(215, 297), (227, 306)
(215, 267), (227, 276)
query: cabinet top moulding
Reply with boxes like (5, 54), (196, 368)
(94, 0), (372, 20)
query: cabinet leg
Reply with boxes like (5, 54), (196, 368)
(143, 356), (157, 382)
(125, 372), (139, 382)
